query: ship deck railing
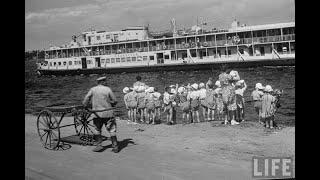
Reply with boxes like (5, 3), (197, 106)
(46, 34), (295, 59)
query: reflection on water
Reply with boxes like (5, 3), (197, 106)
(25, 61), (295, 126)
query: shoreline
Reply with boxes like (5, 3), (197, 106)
(26, 114), (295, 180)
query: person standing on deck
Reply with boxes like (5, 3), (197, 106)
(82, 76), (119, 153)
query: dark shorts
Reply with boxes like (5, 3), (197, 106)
(164, 103), (172, 113)
(253, 101), (262, 109)
(93, 117), (116, 135)
(146, 102), (155, 112)
(154, 100), (161, 108)
(127, 101), (137, 109)
(191, 99), (200, 111)
(180, 101), (190, 112)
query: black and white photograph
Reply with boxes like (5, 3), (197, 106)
(25, 0), (295, 179)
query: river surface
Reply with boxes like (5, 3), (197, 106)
(25, 60), (295, 126)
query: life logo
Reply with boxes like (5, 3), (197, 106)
(252, 157), (294, 179)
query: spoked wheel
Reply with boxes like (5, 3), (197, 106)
(73, 109), (96, 141)
(37, 110), (60, 150)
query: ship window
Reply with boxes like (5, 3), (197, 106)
(97, 36), (101, 40)
(69, 61), (72, 65)
(121, 57), (126, 62)
(137, 56), (142, 61)
(111, 58), (115, 63)
(149, 56), (154, 60)
(106, 58), (110, 63)
(58, 62), (61, 66)
(74, 61), (77, 65)
(101, 59), (105, 64)
(132, 57), (136, 61)
(54, 62), (57, 66)
(239, 49), (244, 54)
(164, 55), (170, 59)
(126, 57), (131, 62)
(79, 61), (81, 64)
(49, 62), (52, 66)
(116, 58), (120, 62)
(143, 56), (148, 61)
(106, 35), (110, 39)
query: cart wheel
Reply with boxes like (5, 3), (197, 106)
(73, 109), (96, 138)
(37, 110), (60, 150)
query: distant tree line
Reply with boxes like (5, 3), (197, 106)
(25, 50), (45, 61)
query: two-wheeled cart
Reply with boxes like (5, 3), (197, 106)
(36, 104), (115, 150)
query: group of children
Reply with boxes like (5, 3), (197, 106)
(251, 82), (283, 129)
(123, 72), (282, 128)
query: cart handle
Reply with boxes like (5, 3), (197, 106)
(84, 107), (120, 113)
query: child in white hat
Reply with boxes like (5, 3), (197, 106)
(152, 87), (162, 124)
(251, 83), (265, 124)
(187, 83), (200, 123)
(123, 87), (131, 121)
(123, 87), (138, 123)
(145, 87), (155, 124)
(235, 80), (247, 122)
(198, 83), (208, 121)
(136, 85), (147, 123)
(214, 81), (224, 121)
(204, 82), (216, 121)
(261, 85), (276, 129)
(163, 86), (174, 125)
(177, 86), (191, 123)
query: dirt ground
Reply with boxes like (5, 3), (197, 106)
(25, 114), (295, 180)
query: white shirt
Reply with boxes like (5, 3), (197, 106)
(198, 88), (207, 99)
(187, 90), (200, 100)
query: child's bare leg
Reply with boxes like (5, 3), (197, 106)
(224, 111), (228, 124)
(169, 108), (173, 123)
(211, 109), (214, 120)
(207, 108), (211, 121)
(186, 112), (190, 123)
(202, 107), (206, 121)
(182, 112), (185, 123)
(133, 109), (137, 122)
(196, 111), (200, 123)
(152, 111), (155, 124)
(158, 108), (161, 120)
(192, 111), (195, 123)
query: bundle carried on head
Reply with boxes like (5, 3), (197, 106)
(229, 70), (240, 81)
(218, 73), (231, 85)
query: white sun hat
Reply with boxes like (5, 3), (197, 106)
(178, 86), (185, 94)
(136, 85), (146, 92)
(146, 87), (154, 93)
(191, 83), (199, 90)
(122, 87), (130, 93)
(199, 83), (205, 88)
(215, 80), (221, 87)
(255, 83), (264, 90)
(264, 85), (273, 92)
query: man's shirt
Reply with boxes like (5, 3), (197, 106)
(83, 84), (117, 118)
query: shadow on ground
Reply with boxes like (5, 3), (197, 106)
(96, 138), (136, 153)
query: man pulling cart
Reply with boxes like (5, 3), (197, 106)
(82, 76), (119, 153)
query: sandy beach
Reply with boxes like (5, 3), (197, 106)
(25, 114), (295, 180)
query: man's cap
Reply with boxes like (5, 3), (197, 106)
(97, 76), (106, 81)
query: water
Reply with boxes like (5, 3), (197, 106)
(25, 60), (295, 126)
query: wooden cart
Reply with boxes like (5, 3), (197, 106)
(36, 104), (115, 150)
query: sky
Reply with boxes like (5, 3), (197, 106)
(25, 0), (295, 51)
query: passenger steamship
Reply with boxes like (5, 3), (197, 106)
(37, 19), (295, 76)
